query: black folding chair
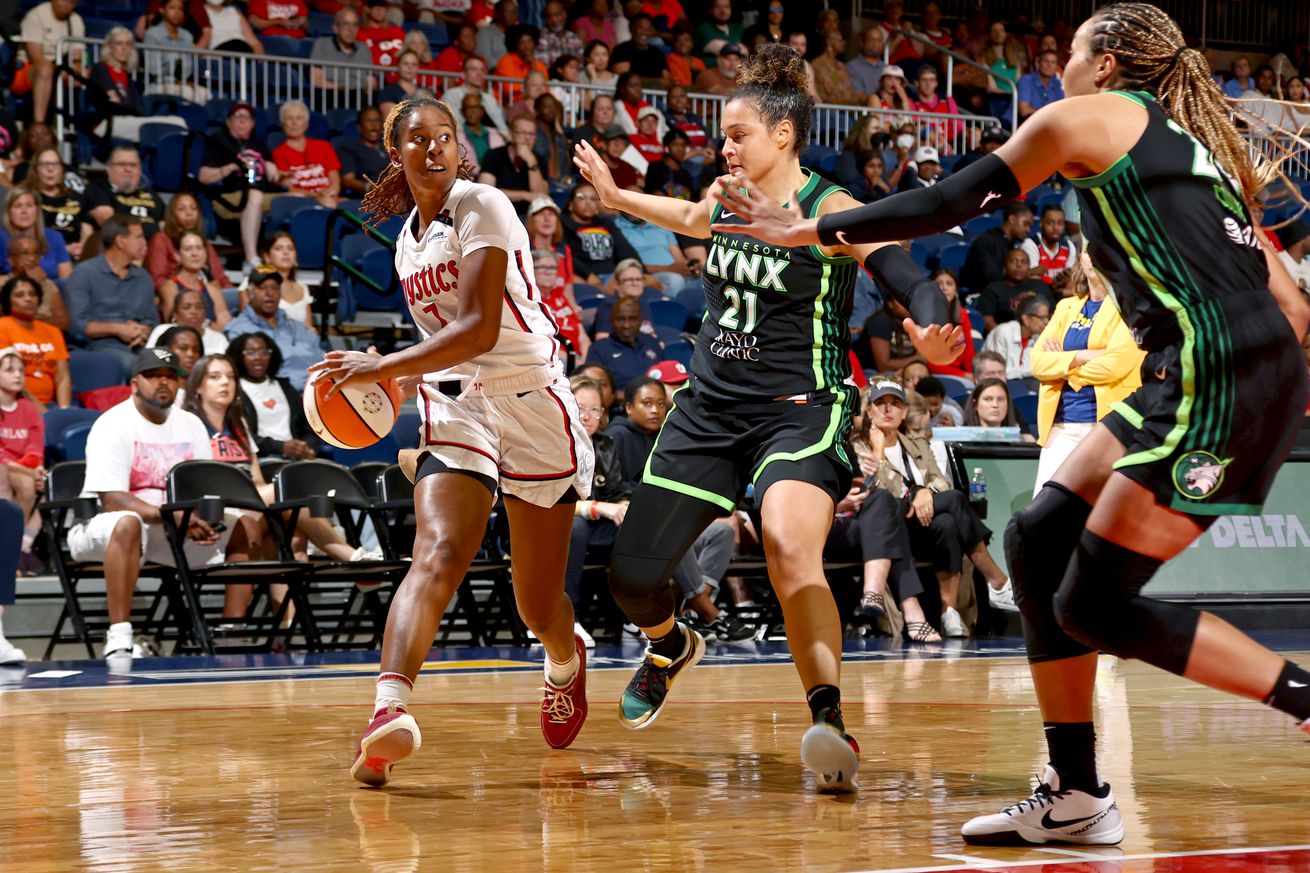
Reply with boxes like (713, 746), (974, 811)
(159, 460), (307, 654)
(38, 461), (184, 658)
(350, 461), (389, 501)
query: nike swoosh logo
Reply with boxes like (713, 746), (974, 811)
(1290, 680), (1308, 688)
(836, 230), (851, 245)
(1040, 810), (1100, 829)
(610, 352), (623, 358)
(980, 191), (1001, 209)
(720, 210), (736, 219)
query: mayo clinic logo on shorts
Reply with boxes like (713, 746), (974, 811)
(1172, 450), (1231, 500)
(710, 328), (760, 361)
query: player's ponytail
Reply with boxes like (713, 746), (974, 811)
(361, 97), (476, 227)
(1085, 3), (1268, 203)
(730, 43), (813, 155)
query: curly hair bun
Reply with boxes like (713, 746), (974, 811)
(737, 42), (809, 92)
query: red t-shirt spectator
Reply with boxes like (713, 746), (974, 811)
(273, 138), (342, 193)
(0, 396), (44, 467)
(466, 0), (495, 27)
(248, 0), (309, 38)
(361, 23), (406, 67)
(435, 45), (479, 74)
(629, 132), (664, 164)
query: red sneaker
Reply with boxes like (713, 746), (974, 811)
(540, 634), (588, 749)
(350, 705), (422, 787)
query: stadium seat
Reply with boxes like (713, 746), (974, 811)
(60, 422), (94, 461)
(936, 374), (973, 397)
(1013, 393), (1039, 429)
(394, 413), (422, 450)
(68, 349), (126, 393)
(351, 248), (402, 312)
(414, 21), (450, 49)
(573, 282), (604, 303)
(269, 196), (320, 230)
(963, 214), (1002, 237)
(43, 407), (101, 452)
(289, 207), (333, 270)
(937, 243), (969, 272)
(939, 154), (961, 173)
(327, 107), (360, 135)
(308, 11), (335, 36)
(674, 284), (705, 318)
(649, 299), (689, 330)
(151, 131), (193, 193)
(801, 144), (839, 174)
(261, 35), (302, 59)
(1008, 378), (1035, 397)
(663, 340), (693, 368)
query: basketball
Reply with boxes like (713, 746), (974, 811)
(302, 371), (404, 450)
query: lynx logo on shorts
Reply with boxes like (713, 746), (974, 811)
(1172, 451), (1231, 500)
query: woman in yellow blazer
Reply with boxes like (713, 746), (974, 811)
(1030, 252), (1146, 491)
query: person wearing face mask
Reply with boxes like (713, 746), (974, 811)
(0, 276), (70, 410)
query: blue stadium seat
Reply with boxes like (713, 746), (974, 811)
(151, 132), (191, 192)
(1013, 393), (1039, 430)
(82, 17), (116, 38)
(414, 21), (450, 49)
(351, 249), (402, 312)
(308, 12), (335, 36)
(327, 107), (360, 135)
(937, 243), (969, 271)
(43, 408), (101, 450)
(394, 413), (422, 450)
(331, 432), (401, 466)
(59, 422), (95, 462)
(648, 299), (688, 330)
(261, 35), (302, 59)
(572, 282), (603, 303)
(269, 196), (320, 230)
(653, 324), (682, 346)
(963, 214), (1002, 237)
(68, 349), (126, 393)
(289, 207), (332, 269)
(663, 340), (693, 368)
(307, 112), (333, 140)
(674, 284), (705, 319)
(939, 154), (961, 173)
(910, 241), (931, 269)
(935, 374), (973, 397)
(801, 144), (839, 174)
(137, 122), (185, 156)
(1008, 378), (1035, 398)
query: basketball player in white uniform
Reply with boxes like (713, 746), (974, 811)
(310, 97), (594, 787)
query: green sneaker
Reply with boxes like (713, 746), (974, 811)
(618, 624), (705, 730)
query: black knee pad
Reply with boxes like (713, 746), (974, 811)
(1054, 530), (1196, 674)
(1004, 483), (1095, 662)
(609, 548), (678, 628)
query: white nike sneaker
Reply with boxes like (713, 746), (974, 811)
(941, 607), (969, 638)
(0, 635), (26, 665)
(988, 579), (1020, 613)
(961, 765), (1124, 846)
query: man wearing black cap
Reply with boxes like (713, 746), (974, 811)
(67, 346), (254, 665)
(1278, 220), (1310, 292)
(953, 126), (1008, 173)
(198, 101), (283, 269)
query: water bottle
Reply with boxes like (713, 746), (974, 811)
(245, 157), (257, 185)
(969, 467), (988, 519)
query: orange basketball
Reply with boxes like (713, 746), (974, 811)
(302, 371), (404, 450)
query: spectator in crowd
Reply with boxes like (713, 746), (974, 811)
(613, 212), (697, 297)
(0, 276), (70, 410)
(863, 376), (1014, 638)
(873, 65), (915, 113)
(972, 349), (1006, 384)
(527, 198), (573, 281)
(505, 69), (550, 124)
(977, 20), (1026, 121)
(0, 493), (26, 661)
(1022, 203), (1077, 296)
(897, 146), (946, 192)
(1251, 63), (1277, 97)
(953, 125), (1007, 173)
(665, 28), (705, 88)
(0, 188), (70, 280)
(495, 24), (549, 101)
(310, 7), (373, 94)
(963, 377), (1033, 442)
(375, 50), (429, 117)
(0, 347), (45, 578)
(811, 31), (876, 107)
(919, 1), (953, 56)
(1030, 253), (1143, 491)
(645, 359), (689, 401)
(224, 266), (320, 391)
(198, 103), (282, 269)
(530, 93), (572, 181)
(694, 42), (745, 97)
(847, 25), (887, 96)
(5, 124), (73, 192)
(572, 94), (617, 152)
(1223, 55), (1253, 99)
(980, 248), (1053, 331)
(784, 30), (821, 101)
(444, 56), (510, 137)
(158, 231), (235, 329)
(982, 290), (1049, 384)
(925, 268), (974, 380)
(628, 106), (666, 164)
(913, 66), (963, 140)
(250, 230), (316, 333)
(148, 286), (231, 357)
(476, 115), (549, 217)
(155, 325), (203, 389)
(198, 0), (265, 53)
(86, 145), (166, 241)
(694, 0), (743, 65)
(613, 72), (664, 136)
(580, 40), (618, 98)
(661, 85), (713, 159)
(900, 359), (931, 393)
(644, 129), (695, 201)
(596, 128), (643, 190)
(247, 0), (308, 37)
(337, 106), (388, 197)
(593, 258), (663, 336)
(146, 192), (233, 295)
(435, 21), (481, 73)
(574, 1), (616, 51)
(914, 375), (964, 426)
(359, 0), (405, 67)
(962, 202), (1034, 297)
(586, 297), (661, 390)
(85, 28), (186, 144)
(21, 0), (86, 125)
(228, 331), (320, 459)
(836, 116), (889, 191)
(272, 100), (343, 208)
(142, 0), (211, 103)
(25, 147), (93, 259)
(536, 1), (583, 68)
(574, 361), (618, 415)
(1278, 221), (1310, 291)
(534, 248), (588, 360)
(564, 182), (642, 285)
(458, 93), (505, 169)
(865, 298), (920, 374)
(0, 236), (69, 331)
(66, 216), (157, 377)
(477, 0), (519, 69)
(612, 14), (670, 87)
(548, 53), (585, 118)
(1017, 49), (1064, 123)
(70, 346), (261, 662)
(849, 152), (894, 203)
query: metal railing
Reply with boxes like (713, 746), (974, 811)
(881, 29), (1020, 130)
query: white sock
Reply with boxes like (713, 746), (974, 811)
(546, 649), (580, 687)
(374, 672), (413, 717)
(106, 621), (133, 650)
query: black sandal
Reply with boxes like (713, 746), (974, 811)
(854, 592), (887, 622)
(903, 621), (942, 643)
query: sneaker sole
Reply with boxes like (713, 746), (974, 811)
(619, 629), (706, 731)
(801, 724), (859, 794)
(962, 820), (1125, 847)
(351, 715), (421, 788)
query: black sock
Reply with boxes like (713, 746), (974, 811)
(1043, 722), (1100, 792)
(648, 624), (686, 660)
(1263, 660), (1310, 722)
(806, 684), (843, 730)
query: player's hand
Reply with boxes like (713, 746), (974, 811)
(903, 318), (966, 366)
(397, 374), (424, 400)
(572, 140), (619, 206)
(710, 174), (821, 246)
(308, 348), (383, 397)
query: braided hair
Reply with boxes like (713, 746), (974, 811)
(360, 96), (476, 227)
(1085, 3), (1266, 202)
(731, 42), (813, 156)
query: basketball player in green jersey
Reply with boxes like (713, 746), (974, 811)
(574, 43), (963, 792)
(718, 2), (1310, 845)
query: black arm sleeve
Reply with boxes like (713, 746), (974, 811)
(817, 154), (1023, 246)
(863, 246), (949, 327)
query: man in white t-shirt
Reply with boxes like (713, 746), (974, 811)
(68, 347), (257, 663)
(21, 0), (85, 124)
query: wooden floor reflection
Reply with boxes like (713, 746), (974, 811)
(2, 651), (1309, 872)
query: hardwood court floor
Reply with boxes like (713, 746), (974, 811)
(1, 640), (1308, 873)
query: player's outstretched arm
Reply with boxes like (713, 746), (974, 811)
(310, 247), (509, 394)
(573, 140), (714, 239)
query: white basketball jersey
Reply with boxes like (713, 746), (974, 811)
(396, 179), (560, 386)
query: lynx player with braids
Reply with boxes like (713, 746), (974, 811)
(720, 2), (1310, 845)
(574, 44), (962, 793)
(311, 96), (595, 785)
